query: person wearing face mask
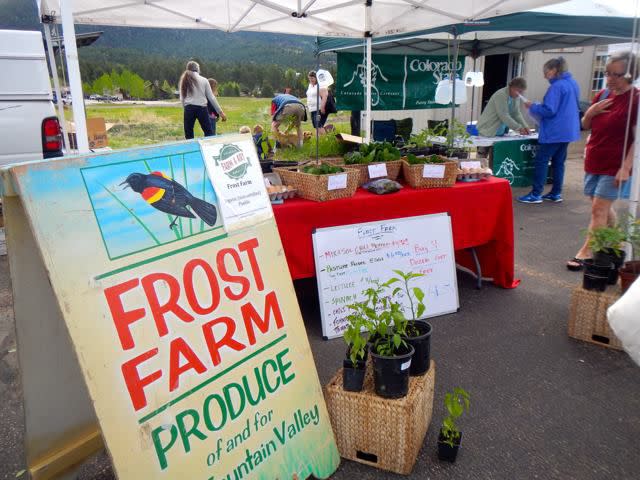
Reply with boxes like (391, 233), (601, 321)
(477, 76), (530, 137)
(519, 57), (581, 204)
(566, 51), (639, 271)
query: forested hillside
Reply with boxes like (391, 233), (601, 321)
(0, 0), (335, 98)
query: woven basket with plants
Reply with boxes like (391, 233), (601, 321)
(401, 154), (457, 189)
(331, 142), (403, 186)
(273, 161), (360, 202)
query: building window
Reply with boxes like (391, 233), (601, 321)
(591, 48), (608, 99)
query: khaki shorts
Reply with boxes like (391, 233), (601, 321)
(274, 102), (305, 123)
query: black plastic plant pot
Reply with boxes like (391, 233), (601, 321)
(583, 259), (613, 277)
(342, 359), (366, 392)
(370, 343), (415, 399)
(438, 429), (462, 463)
(592, 250), (625, 285)
(403, 320), (432, 376)
(259, 160), (274, 173)
(583, 272), (608, 292)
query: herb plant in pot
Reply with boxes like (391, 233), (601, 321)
(588, 223), (626, 286)
(438, 387), (470, 463)
(385, 270), (432, 376)
(352, 283), (415, 399)
(341, 310), (368, 392)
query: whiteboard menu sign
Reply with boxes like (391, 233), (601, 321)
(313, 213), (459, 339)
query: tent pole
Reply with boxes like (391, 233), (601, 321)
(315, 48), (320, 163)
(60, 0), (90, 153)
(365, 35), (372, 143)
(364, 0), (372, 144)
(448, 28), (458, 150)
(628, 76), (640, 257)
(470, 57), (476, 123)
(43, 21), (68, 150)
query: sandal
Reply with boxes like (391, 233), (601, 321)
(566, 257), (588, 272)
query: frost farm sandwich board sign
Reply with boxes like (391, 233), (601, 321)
(6, 135), (339, 479)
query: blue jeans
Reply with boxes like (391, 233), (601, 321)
(531, 142), (569, 196)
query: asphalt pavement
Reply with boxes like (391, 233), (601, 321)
(1, 151), (639, 480)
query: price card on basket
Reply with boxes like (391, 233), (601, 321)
(328, 173), (348, 190)
(422, 164), (446, 178)
(460, 161), (482, 169)
(368, 163), (387, 179)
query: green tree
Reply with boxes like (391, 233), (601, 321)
(219, 81), (241, 97)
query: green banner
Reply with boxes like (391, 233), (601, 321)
(336, 52), (463, 111)
(492, 139), (540, 187)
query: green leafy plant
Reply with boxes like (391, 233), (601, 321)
(446, 119), (473, 156)
(385, 270), (426, 335)
(344, 141), (401, 164)
(441, 387), (470, 447)
(405, 153), (446, 165)
(346, 281), (408, 357)
(588, 225), (627, 257)
(301, 163), (344, 175)
(343, 314), (367, 367)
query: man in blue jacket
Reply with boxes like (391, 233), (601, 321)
(271, 93), (307, 148)
(518, 57), (581, 203)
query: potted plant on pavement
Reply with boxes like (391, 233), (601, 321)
(386, 270), (433, 376)
(347, 281), (415, 399)
(438, 387), (470, 463)
(587, 221), (627, 287)
(620, 217), (640, 292)
(341, 311), (368, 392)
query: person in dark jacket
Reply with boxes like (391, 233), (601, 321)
(518, 57), (581, 204)
(271, 93), (307, 148)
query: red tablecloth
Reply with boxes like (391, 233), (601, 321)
(272, 177), (519, 288)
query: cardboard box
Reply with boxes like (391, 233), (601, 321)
(336, 133), (365, 144)
(66, 117), (111, 149)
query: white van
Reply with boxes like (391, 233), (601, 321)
(0, 29), (63, 165)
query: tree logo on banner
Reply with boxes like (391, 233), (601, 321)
(213, 144), (250, 180)
(495, 157), (520, 185)
(343, 60), (389, 106)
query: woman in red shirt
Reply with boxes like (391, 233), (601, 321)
(567, 51), (638, 270)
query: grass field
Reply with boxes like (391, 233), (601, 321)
(78, 98), (352, 161)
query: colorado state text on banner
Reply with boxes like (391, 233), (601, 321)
(336, 52), (464, 111)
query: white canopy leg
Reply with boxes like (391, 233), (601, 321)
(43, 22), (68, 151)
(365, 35), (372, 143)
(61, 0), (90, 153)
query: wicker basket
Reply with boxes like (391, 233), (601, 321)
(401, 158), (457, 189)
(273, 162), (360, 202)
(328, 159), (402, 186)
(568, 286), (623, 350)
(324, 361), (435, 475)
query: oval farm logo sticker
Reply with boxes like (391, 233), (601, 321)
(215, 144), (250, 180)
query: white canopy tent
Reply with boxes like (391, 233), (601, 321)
(36, 0), (566, 149)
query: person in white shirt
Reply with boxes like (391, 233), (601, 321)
(179, 61), (226, 139)
(306, 70), (329, 133)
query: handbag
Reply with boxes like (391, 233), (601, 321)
(325, 92), (338, 114)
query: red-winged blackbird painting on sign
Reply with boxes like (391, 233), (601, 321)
(121, 171), (217, 230)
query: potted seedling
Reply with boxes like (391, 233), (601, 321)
(438, 387), (470, 463)
(385, 270), (433, 376)
(341, 310), (368, 392)
(620, 217), (640, 292)
(347, 282), (415, 399)
(446, 120), (473, 159)
(586, 221), (627, 288)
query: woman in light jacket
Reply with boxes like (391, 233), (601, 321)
(519, 57), (581, 204)
(179, 61), (226, 139)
